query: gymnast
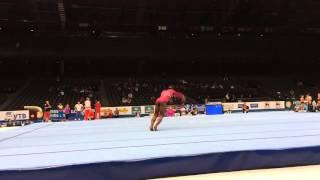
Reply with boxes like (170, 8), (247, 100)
(150, 86), (185, 131)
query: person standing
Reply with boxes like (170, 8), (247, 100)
(95, 100), (101, 119)
(84, 97), (92, 120)
(74, 101), (83, 120)
(57, 103), (64, 121)
(114, 108), (120, 118)
(43, 100), (52, 122)
(64, 104), (71, 121)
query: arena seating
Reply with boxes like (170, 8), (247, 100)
(0, 78), (25, 108)
(2, 76), (319, 110)
(0, 94), (7, 105)
(5, 77), (99, 110)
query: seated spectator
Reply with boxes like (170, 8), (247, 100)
(136, 111), (141, 117)
(242, 103), (249, 113)
(294, 101), (301, 112)
(166, 106), (176, 117)
(106, 110), (113, 118)
(300, 95), (306, 111)
(114, 108), (120, 118)
(225, 93), (230, 102)
(312, 100), (317, 112)
(57, 103), (64, 120)
(60, 90), (64, 96)
(122, 97), (128, 104)
(74, 101), (83, 120)
(127, 98), (132, 105)
(191, 107), (198, 116)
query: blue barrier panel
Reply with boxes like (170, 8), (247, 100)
(205, 104), (223, 115)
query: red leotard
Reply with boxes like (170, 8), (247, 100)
(155, 89), (184, 104)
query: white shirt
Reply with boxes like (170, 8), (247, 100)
(75, 104), (83, 112)
(84, 100), (91, 109)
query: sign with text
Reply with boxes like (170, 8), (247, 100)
(0, 110), (29, 121)
(132, 106), (142, 115)
(221, 101), (285, 111)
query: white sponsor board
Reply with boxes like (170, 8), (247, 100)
(101, 106), (132, 116)
(0, 110), (29, 121)
(221, 101), (285, 111)
(100, 105), (156, 117)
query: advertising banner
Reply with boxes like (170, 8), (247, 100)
(144, 105), (155, 114)
(0, 110), (30, 121)
(221, 101), (285, 111)
(101, 106), (132, 117)
(132, 106), (142, 115)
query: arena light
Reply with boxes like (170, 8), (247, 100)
(0, 27), (2, 31)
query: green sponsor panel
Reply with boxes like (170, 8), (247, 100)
(50, 110), (60, 121)
(132, 106), (142, 115)
(145, 106), (154, 114)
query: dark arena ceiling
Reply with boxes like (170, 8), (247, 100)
(1, 0), (320, 36)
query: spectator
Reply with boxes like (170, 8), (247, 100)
(166, 106), (176, 117)
(312, 100), (317, 112)
(306, 94), (313, 111)
(150, 96), (156, 102)
(191, 106), (198, 116)
(204, 97), (209, 104)
(289, 89), (295, 97)
(60, 90), (64, 96)
(74, 101), (83, 120)
(122, 97), (128, 104)
(242, 103), (249, 113)
(136, 111), (141, 117)
(300, 95), (306, 111)
(232, 94), (237, 102)
(114, 108), (120, 118)
(225, 93), (230, 102)
(95, 100), (101, 119)
(43, 100), (52, 122)
(185, 104), (191, 114)
(57, 103), (64, 120)
(127, 98), (132, 104)
(297, 81), (303, 87)
(64, 104), (71, 121)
